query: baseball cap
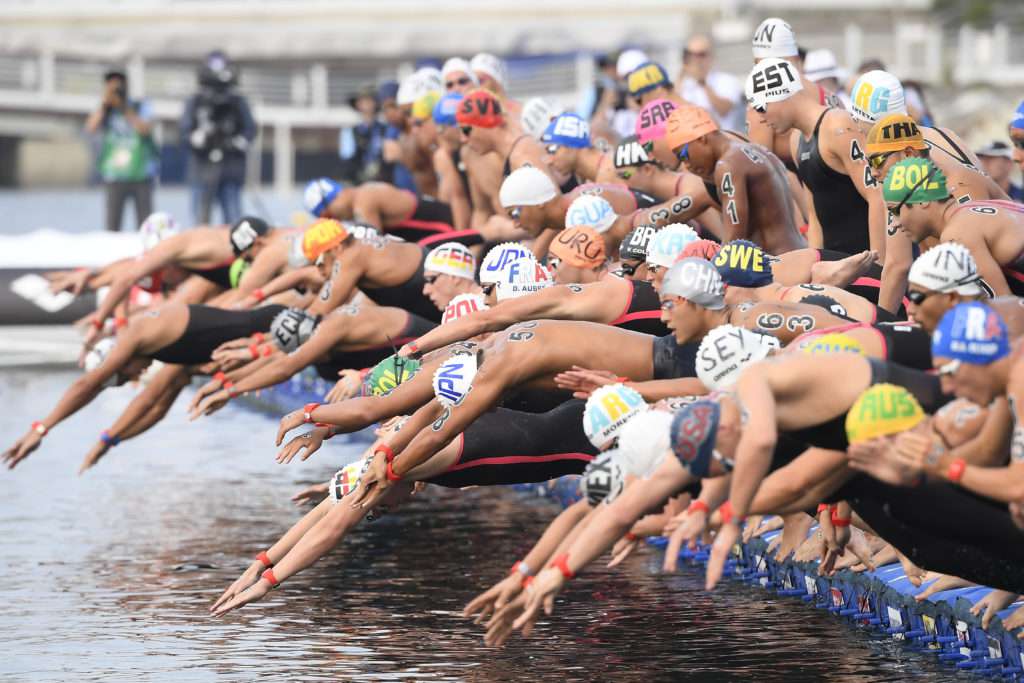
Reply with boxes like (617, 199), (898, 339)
(646, 223), (699, 268)
(850, 70), (906, 124)
(566, 194), (617, 233)
(745, 58), (803, 110)
(432, 349), (478, 406)
(669, 399), (721, 478)
(617, 409), (673, 478)
(932, 302), (1010, 364)
(495, 259), (553, 300)
(713, 239), (775, 287)
(303, 177), (343, 217)
(696, 324), (779, 390)
(866, 113), (928, 155)
(433, 92), (463, 127)
(680, 239), (722, 262)
(1011, 100), (1024, 131)
(541, 113), (591, 149)
(619, 225), (657, 261)
(521, 97), (564, 139)
(616, 49), (649, 79)
(908, 242), (993, 298)
(664, 105), (719, 150)
(804, 332), (866, 356)
(424, 242), (477, 280)
(751, 18), (798, 59)
(803, 48), (841, 82)
(636, 99), (678, 145)
(229, 216), (270, 256)
(583, 383), (648, 449)
(975, 140), (1013, 160)
(499, 166), (558, 207)
(456, 89), (504, 128)
(882, 158), (948, 204)
(627, 61), (671, 97)
(661, 257), (726, 310)
(442, 292), (488, 325)
(301, 218), (348, 263)
(549, 226), (607, 269)
(845, 383), (926, 445)
(613, 135), (651, 169)
(480, 242), (534, 285)
(470, 53), (508, 89)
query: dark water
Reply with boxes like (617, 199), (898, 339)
(0, 370), (965, 681)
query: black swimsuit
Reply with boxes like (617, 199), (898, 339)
(362, 246), (441, 323)
(149, 304), (285, 365)
(184, 260), (235, 289)
(608, 279), (670, 336)
(651, 334), (699, 380)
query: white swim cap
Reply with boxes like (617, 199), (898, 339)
(617, 409), (673, 478)
(398, 67), (443, 106)
(583, 383), (649, 450)
(696, 324), (779, 390)
(661, 257), (726, 310)
(139, 212), (179, 252)
(470, 53), (508, 89)
(745, 58), (804, 110)
(328, 458), (367, 504)
(480, 242), (534, 285)
(499, 167), (558, 208)
(287, 234), (310, 269)
(616, 49), (650, 79)
(521, 97), (564, 139)
(751, 18), (798, 59)
(270, 308), (319, 352)
(495, 259), (552, 301)
(566, 195), (617, 234)
(849, 70), (907, 124)
(646, 223), (698, 268)
(908, 242), (993, 298)
(84, 337), (119, 388)
(582, 449), (626, 505)
(441, 57), (477, 83)
(424, 242), (477, 280)
(442, 292), (489, 325)
(432, 349), (478, 407)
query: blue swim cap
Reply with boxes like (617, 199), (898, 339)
(1012, 100), (1024, 131)
(433, 92), (463, 127)
(712, 239), (774, 287)
(932, 302), (1010, 364)
(304, 178), (343, 217)
(541, 113), (591, 149)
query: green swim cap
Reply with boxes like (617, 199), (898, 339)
(363, 354), (421, 397)
(229, 257), (250, 288)
(882, 157), (948, 204)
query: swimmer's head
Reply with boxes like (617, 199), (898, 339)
(850, 70), (907, 133)
(617, 408), (674, 478)
(84, 337), (148, 388)
(745, 58), (804, 134)
(646, 224), (699, 289)
(713, 240), (774, 289)
(423, 242), (478, 311)
(664, 105), (719, 177)
(521, 97), (563, 140)
(669, 395), (741, 478)
(865, 113), (928, 183)
(659, 257), (726, 344)
(432, 348), (479, 407)
(845, 383), (926, 447)
(635, 99), (679, 168)
(581, 449), (626, 506)
(441, 293), (489, 326)
(541, 113), (591, 175)
(229, 215), (272, 259)
(301, 219), (350, 277)
(548, 226), (607, 285)
(564, 195), (617, 235)
(626, 61), (673, 107)
(583, 383), (648, 450)
(456, 89), (505, 154)
(303, 177), (345, 218)
(882, 158), (950, 244)
(618, 225), (657, 281)
(907, 242), (992, 333)
(696, 324), (779, 391)
(932, 302), (1012, 405)
(499, 167), (558, 236)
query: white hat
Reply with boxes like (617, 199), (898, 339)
(495, 259), (553, 301)
(745, 58), (803, 110)
(617, 409), (673, 478)
(432, 349), (478, 406)
(442, 292), (489, 325)
(696, 324), (779, 390)
(397, 67), (443, 106)
(583, 383), (648, 450)
(441, 57), (476, 83)
(908, 242), (993, 298)
(470, 53), (508, 89)
(499, 166), (558, 207)
(646, 223), (698, 268)
(582, 449), (626, 505)
(424, 242), (477, 280)
(566, 195), (617, 234)
(751, 18), (798, 59)
(849, 70), (907, 124)
(480, 242), (534, 285)
(139, 212), (179, 252)
(521, 97), (564, 139)
(616, 49), (650, 79)
(803, 49), (841, 83)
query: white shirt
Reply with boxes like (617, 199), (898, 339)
(679, 71), (745, 133)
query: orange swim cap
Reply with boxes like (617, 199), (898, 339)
(302, 219), (348, 262)
(664, 105), (719, 151)
(549, 226), (607, 269)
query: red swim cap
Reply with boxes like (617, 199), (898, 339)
(456, 89), (504, 128)
(678, 238), (721, 262)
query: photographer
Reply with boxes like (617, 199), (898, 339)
(85, 68), (157, 232)
(180, 50), (256, 225)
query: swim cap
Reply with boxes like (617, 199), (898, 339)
(617, 409), (673, 478)
(697, 324), (778, 390)
(745, 58), (803, 110)
(229, 216), (270, 256)
(866, 113), (928, 155)
(713, 240), (774, 287)
(270, 307), (319, 352)
(804, 332), (865, 356)
(139, 212), (179, 251)
(470, 53), (508, 89)
(664, 105), (719, 151)
(228, 257), (249, 288)
(680, 239), (722, 262)
(932, 302), (1010, 364)
(582, 450), (626, 506)
(583, 383), (649, 449)
(670, 399), (721, 478)
(456, 89), (504, 128)
(613, 135), (651, 169)
(480, 242), (534, 285)
(626, 61), (671, 97)
(302, 218), (348, 263)
(433, 92), (463, 127)
(850, 70), (907, 124)
(433, 349), (478, 406)
(287, 234), (310, 269)
(845, 383), (925, 445)
(1012, 100), (1024, 131)
(442, 292), (489, 325)
(397, 67), (442, 106)
(541, 113), (591, 149)
(364, 353), (421, 397)
(636, 99), (678, 145)
(424, 242), (476, 280)
(412, 91), (442, 121)
(566, 195), (617, 233)
(499, 166), (558, 207)
(441, 57), (476, 83)
(882, 158), (948, 204)
(908, 242), (993, 298)
(803, 49), (841, 83)
(616, 49), (650, 79)
(661, 257), (726, 310)
(84, 337), (119, 387)
(522, 98), (564, 139)
(751, 18), (798, 59)
(619, 225), (657, 262)
(495, 259), (553, 301)
(304, 177), (343, 217)
(549, 226), (607, 269)
(328, 459), (366, 504)
(646, 223), (699, 268)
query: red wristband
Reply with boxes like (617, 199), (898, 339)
(252, 332), (265, 344)
(31, 421), (47, 436)
(303, 403), (320, 423)
(688, 499), (710, 515)
(113, 316), (128, 329)
(946, 457), (967, 483)
(223, 379), (239, 398)
(549, 553), (575, 580)
(253, 288), (265, 302)
(719, 500), (745, 525)
(406, 341), (420, 356)
(90, 316), (104, 330)
(625, 532), (639, 542)
(248, 343), (259, 360)
(261, 344), (273, 357)
(375, 443), (395, 463)
(213, 371), (227, 384)
(255, 551), (272, 568)
(523, 575), (535, 588)
(386, 460), (402, 482)
(615, 376), (630, 384)
(816, 503), (829, 515)
(261, 568), (280, 588)
(830, 516), (852, 527)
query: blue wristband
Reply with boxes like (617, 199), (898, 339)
(100, 430), (120, 447)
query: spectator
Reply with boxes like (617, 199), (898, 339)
(803, 48), (851, 109)
(84, 68), (157, 232)
(338, 86), (386, 185)
(676, 35), (744, 132)
(181, 50), (256, 225)
(976, 140), (1024, 202)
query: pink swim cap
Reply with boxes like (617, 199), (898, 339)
(635, 99), (678, 146)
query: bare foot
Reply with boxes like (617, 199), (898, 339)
(775, 512), (815, 562)
(810, 250), (878, 288)
(896, 549), (927, 586)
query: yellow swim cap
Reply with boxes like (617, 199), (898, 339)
(412, 91), (442, 121)
(845, 383), (925, 445)
(804, 332), (865, 356)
